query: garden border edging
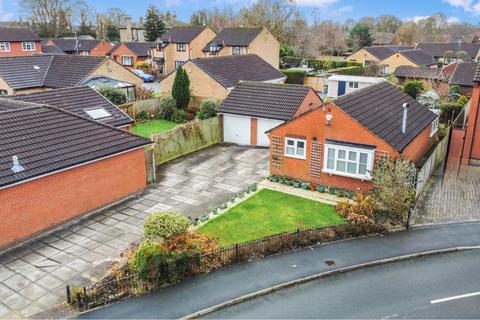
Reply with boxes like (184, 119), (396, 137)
(181, 246), (480, 319)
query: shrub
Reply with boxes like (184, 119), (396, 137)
(439, 102), (464, 122)
(281, 69), (305, 84)
(172, 108), (186, 122)
(457, 95), (469, 106)
(329, 66), (363, 75)
(449, 85), (460, 97)
(172, 66), (190, 109)
(336, 193), (377, 225)
(98, 86), (127, 105)
(159, 95), (177, 120)
(403, 80), (424, 98)
(196, 99), (221, 120)
(135, 86), (154, 100)
(280, 45), (295, 59)
(129, 239), (167, 277)
(144, 212), (190, 241)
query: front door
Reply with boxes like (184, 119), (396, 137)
(338, 81), (346, 96)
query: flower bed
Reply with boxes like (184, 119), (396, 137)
(268, 175), (355, 199)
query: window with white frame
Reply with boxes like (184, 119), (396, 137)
(175, 60), (186, 69)
(0, 42), (11, 52)
(232, 46), (246, 55)
(284, 137), (306, 159)
(122, 56), (133, 66)
(21, 42), (36, 51)
(430, 117), (439, 137)
(323, 143), (374, 180)
(348, 81), (359, 89)
(176, 43), (186, 52)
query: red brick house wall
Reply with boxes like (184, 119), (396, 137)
(269, 103), (434, 192)
(110, 44), (147, 70)
(0, 148), (147, 249)
(0, 41), (41, 57)
(90, 40), (114, 56)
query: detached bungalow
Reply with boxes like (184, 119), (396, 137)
(0, 54), (142, 95)
(345, 45), (413, 67)
(219, 82), (322, 146)
(42, 38), (114, 56)
(160, 54), (286, 99)
(0, 101), (151, 249)
(448, 60), (477, 98)
(0, 27), (41, 57)
(326, 75), (384, 98)
(394, 66), (444, 83)
(378, 49), (437, 74)
(415, 42), (480, 63)
(108, 42), (155, 69)
(202, 27), (280, 69)
(268, 82), (439, 192)
(4, 86), (134, 129)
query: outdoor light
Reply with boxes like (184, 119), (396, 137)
(326, 113), (333, 126)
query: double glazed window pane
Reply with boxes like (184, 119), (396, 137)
(336, 150), (346, 172)
(327, 148), (335, 169)
(296, 141), (305, 156)
(286, 139), (296, 155)
(326, 146), (370, 177)
(359, 153), (368, 174)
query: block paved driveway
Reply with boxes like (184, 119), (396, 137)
(0, 144), (269, 318)
(413, 165), (480, 225)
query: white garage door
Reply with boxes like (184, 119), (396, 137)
(257, 118), (284, 147)
(223, 114), (251, 145)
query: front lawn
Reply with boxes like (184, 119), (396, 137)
(198, 189), (344, 247)
(132, 119), (178, 138)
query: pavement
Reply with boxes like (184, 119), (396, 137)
(413, 165), (480, 225)
(0, 144), (269, 319)
(78, 222), (480, 319)
(206, 250), (480, 319)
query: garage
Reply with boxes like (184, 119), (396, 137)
(219, 82), (323, 147)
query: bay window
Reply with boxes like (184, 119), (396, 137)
(285, 137), (306, 160)
(323, 142), (374, 180)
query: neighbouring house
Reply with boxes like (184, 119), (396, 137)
(160, 54), (286, 99)
(345, 45), (414, 67)
(415, 42), (480, 64)
(119, 16), (145, 42)
(448, 60), (477, 98)
(202, 27), (280, 69)
(219, 82), (322, 147)
(326, 75), (384, 98)
(83, 76), (137, 102)
(42, 38), (114, 56)
(372, 32), (396, 46)
(0, 101), (151, 249)
(0, 27), (41, 57)
(4, 86), (134, 129)
(153, 26), (216, 75)
(0, 54), (143, 95)
(378, 49), (437, 74)
(108, 42), (155, 69)
(394, 66), (445, 83)
(268, 82), (439, 192)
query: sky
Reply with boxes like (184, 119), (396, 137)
(1, 0), (480, 25)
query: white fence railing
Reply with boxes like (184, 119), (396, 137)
(415, 130), (450, 198)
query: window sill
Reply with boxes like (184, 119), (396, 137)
(284, 154), (306, 160)
(322, 168), (371, 181)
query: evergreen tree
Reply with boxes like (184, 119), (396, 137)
(144, 5), (166, 42)
(347, 23), (373, 51)
(172, 66), (190, 109)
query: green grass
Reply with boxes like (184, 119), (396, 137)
(198, 189), (344, 247)
(131, 119), (178, 138)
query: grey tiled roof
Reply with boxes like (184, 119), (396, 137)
(47, 39), (103, 52)
(0, 55), (106, 90)
(122, 42), (155, 56)
(160, 26), (207, 43)
(5, 86), (133, 127)
(203, 27), (262, 51)
(41, 44), (66, 54)
(449, 61), (477, 86)
(220, 82), (315, 121)
(415, 42), (480, 58)
(363, 45), (414, 60)
(0, 27), (39, 41)
(334, 82), (437, 152)
(0, 103), (150, 189)
(394, 66), (443, 79)
(397, 49), (437, 66)
(192, 54), (285, 89)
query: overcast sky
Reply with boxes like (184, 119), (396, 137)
(1, 0), (480, 25)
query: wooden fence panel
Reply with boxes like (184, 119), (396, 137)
(144, 148), (156, 183)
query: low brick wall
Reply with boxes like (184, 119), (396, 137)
(152, 117), (221, 165)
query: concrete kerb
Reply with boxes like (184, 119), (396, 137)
(181, 246), (480, 319)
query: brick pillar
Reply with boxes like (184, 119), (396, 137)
(250, 117), (257, 145)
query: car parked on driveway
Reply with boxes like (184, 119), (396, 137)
(132, 69), (155, 82)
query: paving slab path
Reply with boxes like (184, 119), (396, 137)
(79, 222), (480, 319)
(0, 144), (269, 319)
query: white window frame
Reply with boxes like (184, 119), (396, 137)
(322, 143), (375, 180)
(284, 137), (306, 160)
(232, 46), (245, 55)
(430, 117), (439, 137)
(348, 81), (359, 89)
(122, 55), (133, 66)
(0, 42), (11, 52)
(21, 41), (36, 51)
(175, 60), (186, 69)
(176, 43), (186, 52)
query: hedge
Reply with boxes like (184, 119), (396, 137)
(281, 69), (306, 84)
(329, 66), (363, 75)
(307, 59), (362, 71)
